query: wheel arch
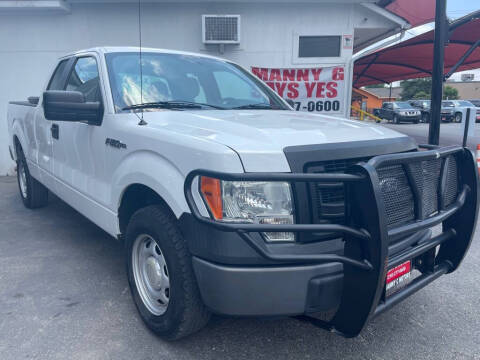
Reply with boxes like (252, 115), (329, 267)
(118, 183), (177, 235)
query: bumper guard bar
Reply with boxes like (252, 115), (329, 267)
(184, 146), (478, 337)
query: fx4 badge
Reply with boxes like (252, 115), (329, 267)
(105, 138), (127, 149)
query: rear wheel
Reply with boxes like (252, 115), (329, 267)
(125, 205), (210, 340)
(16, 146), (48, 209)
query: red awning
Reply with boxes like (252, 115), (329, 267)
(353, 10), (480, 88)
(380, 0), (436, 27)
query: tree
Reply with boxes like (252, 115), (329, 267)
(364, 84), (386, 89)
(400, 78), (432, 100)
(443, 86), (459, 100)
(413, 91), (429, 99)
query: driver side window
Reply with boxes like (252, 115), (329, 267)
(66, 57), (101, 102)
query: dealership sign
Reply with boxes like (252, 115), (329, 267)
(251, 66), (346, 113)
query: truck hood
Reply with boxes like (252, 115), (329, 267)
(142, 110), (412, 172)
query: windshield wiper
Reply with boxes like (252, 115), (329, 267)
(122, 101), (225, 111)
(230, 103), (274, 110)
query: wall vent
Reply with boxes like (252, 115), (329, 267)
(202, 15), (241, 44)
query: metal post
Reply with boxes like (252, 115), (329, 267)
(389, 83), (392, 100)
(462, 108), (471, 147)
(428, 0), (448, 145)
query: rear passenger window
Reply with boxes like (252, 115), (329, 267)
(66, 57), (101, 102)
(47, 60), (69, 90)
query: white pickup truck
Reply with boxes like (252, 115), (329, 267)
(7, 47), (478, 340)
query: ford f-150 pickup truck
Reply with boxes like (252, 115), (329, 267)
(7, 47), (479, 340)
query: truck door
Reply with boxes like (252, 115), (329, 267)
(51, 55), (110, 209)
(34, 58), (73, 189)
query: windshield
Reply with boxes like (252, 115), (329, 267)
(393, 102), (412, 109)
(457, 100), (473, 106)
(442, 101), (454, 107)
(105, 52), (287, 112)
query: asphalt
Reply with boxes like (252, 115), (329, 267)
(381, 122), (480, 150)
(0, 170), (480, 359)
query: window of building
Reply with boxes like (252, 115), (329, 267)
(298, 36), (341, 58)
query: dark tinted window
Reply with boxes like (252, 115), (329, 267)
(47, 60), (69, 90)
(66, 57), (101, 102)
(298, 36), (341, 57)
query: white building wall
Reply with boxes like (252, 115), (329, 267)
(0, 1), (395, 175)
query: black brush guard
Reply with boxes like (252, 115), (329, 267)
(184, 146), (478, 337)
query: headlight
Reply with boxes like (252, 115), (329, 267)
(399, 111), (406, 115)
(200, 177), (294, 242)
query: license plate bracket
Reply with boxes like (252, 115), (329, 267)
(386, 260), (412, 297)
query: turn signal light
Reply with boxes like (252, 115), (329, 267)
(200, 176), (223, 220)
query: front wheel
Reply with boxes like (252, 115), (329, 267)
(422, 113), (430, 123)
(393, 115), (400, 124)
(125, 205), (210, 340)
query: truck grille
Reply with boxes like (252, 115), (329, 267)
(306, 155), (459, 231)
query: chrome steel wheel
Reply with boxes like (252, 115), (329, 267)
(132, 234), (170, 315)
(18, 161), (28, 199)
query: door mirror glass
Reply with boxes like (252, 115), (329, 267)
(43, 90), (103, 124)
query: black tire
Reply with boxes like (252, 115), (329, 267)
(393, 115), (400, 124)
(455, 113), (462, 123)
(125, 205), (210, 340)
(413, 119), (419, 124)
(422, 113), (429, 123)
(16, 145), (48, 209)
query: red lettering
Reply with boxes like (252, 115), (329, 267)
(296, 69), (309, 82)
(305, 82), (316, 97)
(266, 82), (275, 91)
(316, 82), (326, 98)
(251, 67), (269, 81)
(275, 82), (287, 97)
(287, 83), (299, 99)
(283, 69), (296, 81)
(332, 67), (344, 81)
(326, 82), (338, 98)
(269, 69), (282, 81)
(311, 68), (323, 81)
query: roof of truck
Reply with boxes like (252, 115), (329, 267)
(61, 46), (228, 62)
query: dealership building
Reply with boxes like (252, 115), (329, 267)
(0, 0), (416, 175)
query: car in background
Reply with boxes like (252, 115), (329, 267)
(468, 99), (480, 107)
(442, 100), (476, 123)
(408, 99), (431, 122)
(378, 101), (421, 124)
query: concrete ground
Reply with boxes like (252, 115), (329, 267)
(381, 121), (480, 150)
(1, 173), (480, 359)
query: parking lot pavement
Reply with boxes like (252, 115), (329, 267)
(381, 122), (480, 150)
(1, 176), (479, 360)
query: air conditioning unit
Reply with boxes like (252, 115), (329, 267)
(202, 15), (241, 44)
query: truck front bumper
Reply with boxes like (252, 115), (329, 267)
(184, 146), (478, 337)
(192, 256), (343, 317)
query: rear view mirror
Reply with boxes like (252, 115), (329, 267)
(43, 90), (103, 125)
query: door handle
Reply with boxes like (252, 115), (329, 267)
(51, 124), (59, 140)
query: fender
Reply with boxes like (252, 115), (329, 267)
(111, 150), (192, 221)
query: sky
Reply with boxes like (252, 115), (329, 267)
(447, 0), (479, 19)
(446, 0), (479, 81)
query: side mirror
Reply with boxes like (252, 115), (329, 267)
(285, 99), (295, 108)
(43, 90), (103, 125)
